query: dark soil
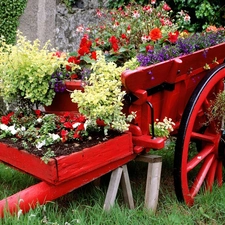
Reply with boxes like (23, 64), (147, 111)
(0, 130), (121, 158)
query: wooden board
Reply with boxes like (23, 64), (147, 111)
(0, 132), (133, 184)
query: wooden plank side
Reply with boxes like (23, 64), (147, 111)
(56, 133), (133, 183)
(0, 143), (58, 183)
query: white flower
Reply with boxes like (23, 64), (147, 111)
(8, 125), (18, 135)
(20, 126), (26, 131)
(49, 133), (60, 141)
(72, 122), (81, 129)
(36, 140), (46, 149)
(36, 118), (42, 123)
(0, 123), (9, 131)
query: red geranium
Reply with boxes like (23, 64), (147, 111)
(109, 36), (119, 52)
(66, 56), (80, 71)
(1, 112), (14, 125)
(91, 51), (97, 60)
(146, 45), (154, 52)
(61, 129), (68, 142)
(63, 122), (73, 129)
(168, 31), (179, 43)
(149, 28), (162, 41)
(78, 46), (90, 56)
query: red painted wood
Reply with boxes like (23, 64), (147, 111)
(0, 133), (133, 184)
(0, 154), (136, 218)
(44, 80), (84, 114)
(122, 43), (225, 94)
(0, 144), (58, 182)
(122, 43), (225, 139)
(55, 132), (133, 183)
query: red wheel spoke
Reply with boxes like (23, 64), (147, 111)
(202, 98), (210, 111)
(174, 65), (225, 205)
(216, 161), (223, 186)
(205, 158), (218, 191)
(190, 154), (215, 198)
(191, 132), (215, 143)
(187, 145), (215, 172)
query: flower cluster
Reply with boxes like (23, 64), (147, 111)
(0, 32), (64, 106)
(71, 51), (136, 135)
(137, 29), (225, 66)
(76, 1), (190, 65)
(150, 117), (175, 138)
(0, 110), (91, 150)
(50, 35), (97, 92)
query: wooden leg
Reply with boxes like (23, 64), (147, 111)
(103, 167), (123, 211)
(136, 154), (162, 212)
(121, 165), (135, 209)
(144, 158), (162, 212)
(103, 165), (134, 211)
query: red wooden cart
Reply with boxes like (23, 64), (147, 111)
(0, 42), (225, 216)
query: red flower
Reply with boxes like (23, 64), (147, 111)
(91, 51), (97, 60)
(121, 34), (127, 39)
(70, 74), (78, 79)
(64, 122), (73, 129)
(1, 116), (10, 125)
(60, 117), (66, 123)
(73, 132), (80, 139)
(78, 46), (90, 56)
(77, 123), (84, 131)
(1, 112), (14, 125)
(149, 28), (162, 41)
(53, 51), (62, 57)
(60, 130), (68, 142)
(63, 112), (71, 118)
(76, 115), (86, 123)
(168, 31), (179, 43)
(79, 36), (92, 49)
(66, 56), (80, 71)
(162, 3), (171, 11)
(146, 45), (154, 52)
(34, 110), (41, 117)
(109, 36), (119, 52)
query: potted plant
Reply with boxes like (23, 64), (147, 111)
(0, 32), (64, 109)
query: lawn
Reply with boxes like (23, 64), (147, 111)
(0, 146), (225, 225)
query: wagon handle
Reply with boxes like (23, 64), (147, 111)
(146, 101), (155, 139)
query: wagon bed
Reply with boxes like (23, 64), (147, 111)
(0, 42), (225, 216)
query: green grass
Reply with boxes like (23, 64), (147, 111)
(0, 147), (225, 225)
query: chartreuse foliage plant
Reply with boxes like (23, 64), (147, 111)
(0, 32), (64, 108)
(71, 51), (136, 134)
(0, 0), (27, 44)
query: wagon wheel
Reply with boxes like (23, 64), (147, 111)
(174, 63), (225, 206)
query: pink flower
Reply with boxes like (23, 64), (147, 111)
(132, 11), (140, 18)
(162, 3), (171, 11)
(143, 6), (152, 13)
(76, 25), (84, 32)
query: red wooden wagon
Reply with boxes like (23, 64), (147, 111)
(0, 42), (225, 216)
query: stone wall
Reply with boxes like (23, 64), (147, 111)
(19, 0), (108, 51)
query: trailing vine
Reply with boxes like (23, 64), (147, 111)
(0, 0), (27, 44)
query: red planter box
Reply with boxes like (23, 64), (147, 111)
(0, 133), (133, 185)
(44, 80), (84, 114)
